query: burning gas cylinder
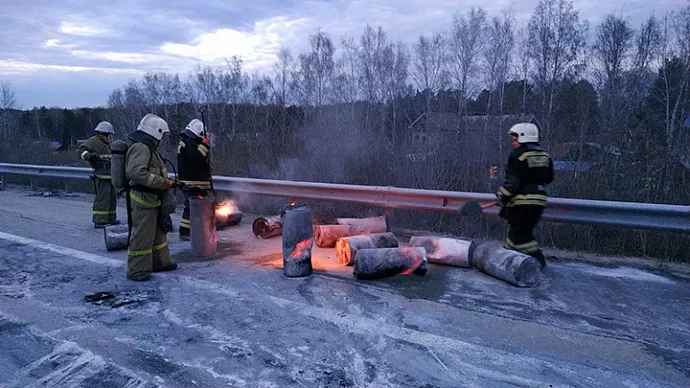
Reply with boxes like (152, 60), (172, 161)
(281, 202), (313, 278)
(189, 196), (217, 257)
(215, 200), (243, 229)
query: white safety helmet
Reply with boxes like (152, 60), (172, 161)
(136, 113), (170, 140)
(185, 119), (205, 138)
(94, 121), (114, 134)
(508, 122), (539, 143)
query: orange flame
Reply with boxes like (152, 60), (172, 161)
(215, 200), (237, 217)
(489, 165), (498, 178)
(399, 248), (424, 275)
(290, 199), (296, 206)
(216, 205), (233, 217)
(289, 238), (313, 259)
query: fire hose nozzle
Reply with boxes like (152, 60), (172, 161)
(175, 181), (207, 197)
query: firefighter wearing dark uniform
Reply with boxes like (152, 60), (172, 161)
(496, 123), (554, 268)
(77, 121), (120, 228)
(177, 119), (212, 241)
(125, 113), (178, 282)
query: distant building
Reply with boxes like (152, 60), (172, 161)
(406, 112), (540, 166)
(29, 140), (64, 152)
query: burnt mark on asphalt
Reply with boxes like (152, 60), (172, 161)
(172, 240), (244, 263)
(84, 290), (159, 309)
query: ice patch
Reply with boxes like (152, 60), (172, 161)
(575, 265), (675, 284)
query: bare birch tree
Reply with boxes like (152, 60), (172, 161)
(358, 24), (390, 134)
(273, 48), (295, 107)
(309, 29), (335, 109)
(483, 10), (515, 116)
(272, 48), (295, 148)
(449, 7), (487, 117)
(514, 24), (532, 113)
(381, 40), (410, 148)
(527, 0), (588, 139)
(219, 56), (249, 137)
(412, 33), (446, 114)
(0, 81), (18, 143)
(592, 14), (634, 138)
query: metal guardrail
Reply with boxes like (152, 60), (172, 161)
(1, 162), (689, 233)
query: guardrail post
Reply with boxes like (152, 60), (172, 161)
(0, 173), (5, 191)
(384, 207), (395, 232)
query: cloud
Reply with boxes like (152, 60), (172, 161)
(59, 21), (109, 37)
(69, 50), (161, 64)
(0, 59), (142, 76)
(0, 0), (683, 108)
(160, 16), (310, 69)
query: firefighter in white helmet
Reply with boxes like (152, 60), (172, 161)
(124, 113), (178, 281)
(77, 121), (120, 228)
(495, 122), (554, 269)
(176, 119), (212, 240)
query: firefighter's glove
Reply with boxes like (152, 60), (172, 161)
(499, 195), (512, 206)
(161, 179), (175, 190)
(88, 153), (101, 162)
(160, 214), (173, 233)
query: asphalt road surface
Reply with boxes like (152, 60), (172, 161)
(0, 187), (688, 388)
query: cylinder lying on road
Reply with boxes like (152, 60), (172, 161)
(335, 232), (399, 266)
(336, 216), (387, 231)
(104, 224), (129, 251)
(282, 204), (314, 278)
(353, 247), (428, 280)
(471, 243), (541, 287)
(408, 236), (474, 268)
(252, 215), (283, 239)
(215, 201), (243, 229)
(313, 223), (387, 248)
(190, 196), (217, 257)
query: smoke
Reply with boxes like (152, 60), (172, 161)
(243, 106), (384, 219)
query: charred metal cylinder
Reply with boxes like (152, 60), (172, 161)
(314, 224), (387, 248)
(215, 202), (243, 229)
(472, 243), (541, 287)
(109, 140), (128, 190)
(408, 236), (475, 268)
(282, 204), (313, 278)
(252, 215), (283, 239)
(336, 216), (387, 230)
(353, 247), (428, 280)
(104, 224), (129, 251)
(189, 196), (217, 257)
(335, 232), (399, 266)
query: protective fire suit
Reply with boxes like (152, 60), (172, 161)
(176, 129), (212, 240)
(77, 134), (118, 227)
(124, 130), (175, 280)
(496, 143), (554, 268)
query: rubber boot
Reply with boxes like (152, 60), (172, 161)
(532, 250), (547, 269)
(127, 273), (151, 282)
(154, 263), (178, 272)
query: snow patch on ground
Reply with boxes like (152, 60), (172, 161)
(572, 265), (675, 284)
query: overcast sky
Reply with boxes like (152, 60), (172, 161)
(0, 0), (683, 109)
